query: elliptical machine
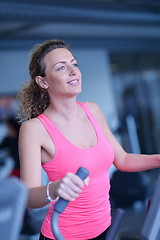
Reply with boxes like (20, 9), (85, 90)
(0, 150), (28, 240)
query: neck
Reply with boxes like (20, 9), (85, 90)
(44, 97), (81, 122)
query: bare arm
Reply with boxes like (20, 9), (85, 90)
(19, 119), (49, 209)
(19, 119), (87, 209)
(86, 101), (160, 172)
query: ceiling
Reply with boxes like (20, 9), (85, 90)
(1, 0), (160, 53)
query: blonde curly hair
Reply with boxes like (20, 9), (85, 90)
(17, 39), (70, 123)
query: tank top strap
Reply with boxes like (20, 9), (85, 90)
(38, 114), (58, 133)
(76, 101), (103, 136)
(37, 113), (63, 147)
(37, 102), (105, 145)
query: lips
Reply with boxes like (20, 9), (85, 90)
(67, 79), (79, 84)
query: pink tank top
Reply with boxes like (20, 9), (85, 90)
(38, 102), (114, 240)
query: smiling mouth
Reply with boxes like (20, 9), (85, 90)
(67, 79), (79, 84)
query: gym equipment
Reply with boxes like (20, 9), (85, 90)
(51, 167), (125, 240)
(117, 174), (160, 240)
(0, 177), (28, 240)
(105, 208), (125, 240)
(51, 167), (90, 240)
(0, 156), (159, 240)
(0, 150), (28, 240)
(51, 167), (160, 240)
(140, 175), (160, 240)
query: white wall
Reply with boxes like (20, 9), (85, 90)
(0, 50), (30, 93)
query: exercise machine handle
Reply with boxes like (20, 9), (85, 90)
(105, 208), (125, 240)
(54, 167), (89, 213)
(51, 167), (90, 240)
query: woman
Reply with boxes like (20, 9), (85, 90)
(17, 39), (160, 240)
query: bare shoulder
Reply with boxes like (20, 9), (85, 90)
(20, 118), (41, 133)
(84, 101), (100, 112)
(19, 118), (44, 142)
(84, 101), (112, 137)
(84, 101), (105, 121)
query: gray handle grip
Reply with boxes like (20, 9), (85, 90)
(51, 167), (90, 240)
(105, 208), (125, 240)
(54, 167), (90, 213)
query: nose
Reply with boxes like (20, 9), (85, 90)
(68, 65), (76, 75)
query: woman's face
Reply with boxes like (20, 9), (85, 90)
(40, 48), (82, 99)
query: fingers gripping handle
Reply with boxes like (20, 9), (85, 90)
(52, 167), (89, 240)
(54, 167), (90, 213)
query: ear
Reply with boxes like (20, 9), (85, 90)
(35, 76), (48, 89)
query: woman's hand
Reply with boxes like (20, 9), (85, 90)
(53, 173), (89, 201)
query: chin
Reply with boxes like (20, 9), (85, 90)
(76, 88), (82, 95)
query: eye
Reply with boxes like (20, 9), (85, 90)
(73, 63), (78, 68)
(57, 66), (65, 71)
